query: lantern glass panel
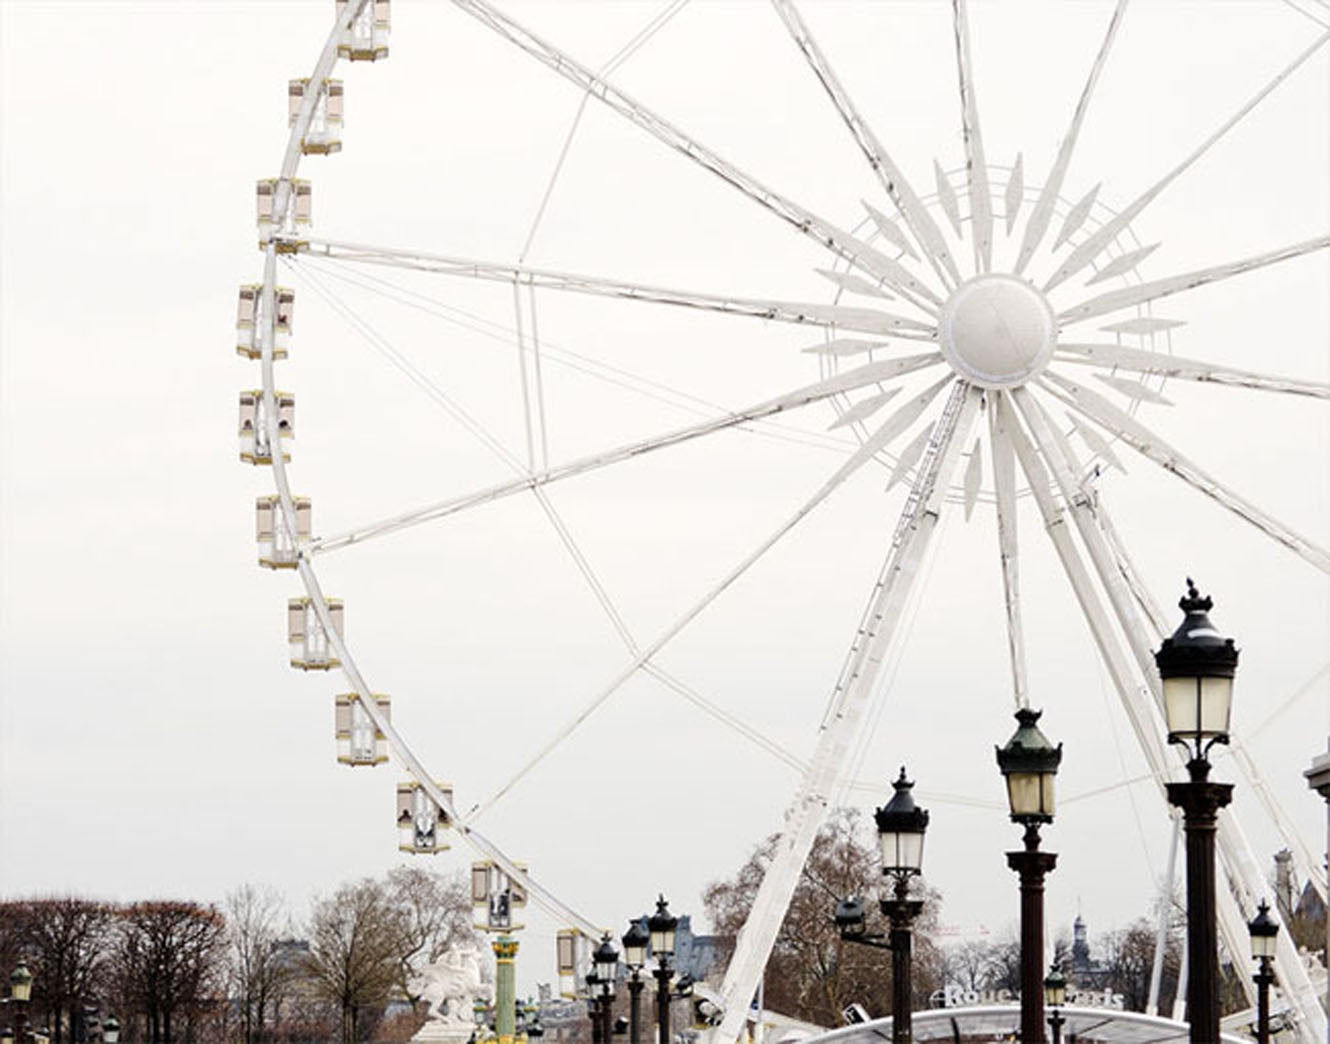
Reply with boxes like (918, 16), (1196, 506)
(650, 925), (675, 957)
(1163, 675), (1232, 743)
(1251, 931), (1277, 960)
(1004, 771), (1054, 818)
(1045, 979), (1066, 1007)
(879, 829), (924, 874)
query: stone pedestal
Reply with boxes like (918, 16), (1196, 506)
(412, 1020), (478, 1044)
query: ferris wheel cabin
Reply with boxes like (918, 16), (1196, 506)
(289, 79), (343, 155)
(235, 285), (294, 360)
(238, 391), (294, 465)
(396, 780), (452, 854)
(336, 0), (389, 62)
(334, 692), (390, 766)
(287, 596), (343, 670)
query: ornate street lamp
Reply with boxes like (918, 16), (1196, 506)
(996, 708), (1062, 1044)
(648, 897), (678, 1044)
(1043, 965), (1066, 1044)
(9, 962), (32, 1044)
(1158, 580), (1237, 1044)
(586, 971), (604, 1044)
(1248, 901), (1279, 1044)
(830, 770), (930, 1042)
(623, 920), (649, 1044)
(594, 934), (620, 1044)
(876, 768), (929, 1044)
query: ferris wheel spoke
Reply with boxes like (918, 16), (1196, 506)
(1014, 1), (1127, 276)
(1044, 28), (1330, 292)
(951, 0), (993, 273)
(716, 381), (982, 1044)
(1040, 371), (1330, 573)
(296, 238), (937, 334)
(466, 379), (954, 826)
(1056, 342), (1330, 399)
(310, 353), (943, 555)
(999, 389), (1172, 775)
(446, 0), (941, 311)
(769, 0), (962, 290)
(1056, 235), (1330, 326)
(642, 663), (807, 773)
(988, 402), (1028, 709)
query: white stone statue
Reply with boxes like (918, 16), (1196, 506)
(411, 944), (490, 1040)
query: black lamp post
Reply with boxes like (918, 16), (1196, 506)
(623, 920), (649, 1044)
(594, 935), (620, 1044)
(996, 708), (1062, 1044)
(1043, 965), (1066, 1044)
(9, 962), (32, 1044)
(1248, 901), (1278, 1044)
(831, 770), (930, 1043)
(587, 971), (604, 1044)
(1157, 580), (1237, 1044)
(876, 768), (929, 1044)
(648, 897), (678, 1044)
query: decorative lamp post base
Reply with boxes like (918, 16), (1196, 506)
(1166, 761), (1233, 1044)
(1007, 831), (1057, 1044)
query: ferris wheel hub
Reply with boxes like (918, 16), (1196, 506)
(939, 274), (1057, 389)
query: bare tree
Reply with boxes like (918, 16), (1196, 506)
(704, 808), (944, 1026)
(108, 901), (227, 1043)
(225, 885), (293, 1043)
(384, 867), (477, 1006)
(1100, 917), (1181, 1013)
(303, 878), (408, 1043)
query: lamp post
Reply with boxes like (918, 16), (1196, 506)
(9, 962), (32, 1044)
(1157, 580), (1237, 1044)
(996, 708), (1062, 1044)
(587, 971), (604, 1044)
(648, 897), (678, 1044)
(1249, 901), (1279, 1044)
(831, 770), (930, 1043)
(594, 934), (620, 1044)
(1043, 965), (1066, 1044)
(876, 768), (929, 1044)
(623, 920), (649, 1044)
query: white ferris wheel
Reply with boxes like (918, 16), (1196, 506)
(238, 2), (1330, 1041)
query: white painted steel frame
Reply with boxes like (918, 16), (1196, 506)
(252, 5), (1330, 1039)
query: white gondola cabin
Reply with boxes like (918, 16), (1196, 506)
(471, 860), (529, 931)
(236, 285), (294, 360)
(335, 692), (390, 765)
(556, 929), (582, 999)
(337, 0), (390, 61)
(396, 780), (452, 854)
(238, 390), (294, 464)
(256, 495), (311, 569)
(287, 596), (343, 670)
(289, 79), (344, 155)
(256, 178), (311, 250)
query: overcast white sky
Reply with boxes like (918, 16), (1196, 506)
(1, 0), (1328, 996)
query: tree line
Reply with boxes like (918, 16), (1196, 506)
(0, 867), (475, 1044)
